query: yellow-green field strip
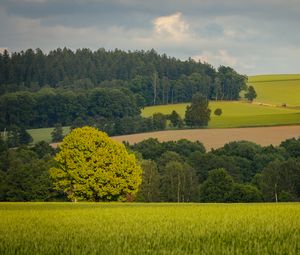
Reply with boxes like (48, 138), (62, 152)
(0, 203), (299, 255)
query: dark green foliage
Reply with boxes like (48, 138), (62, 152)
(0, 48), (248, 130)
(161, 161), (197, 202)
(132, 138), (165, 161)
(260, 159), (300, 202)
(213, 141), (262, 161)
(188, 153), (241, 182)
(136, 160), (160, 202)
(0, 48), (246, 102)
(165, 139), (206, 157)
(1, 125), (299, 202)
(230, 184), (263, 202)
(0, 146), (59, 201)
(214, 108), (222, 116)
(199, 168), (234, 202)
(131, 138), (205, 161)
(216, 66), (247, 100)
(185, 93), (211, 127)
(51, 124), (64, 142)
(245, 85), (257, 101)
(280, 137), (300, 158)
(0, 88), (141, 129)
(32, 141), (55, 159)
(158, 151), (183, 172)
(6, 126), (33, 148)
(152, 113), (167, 130)
(168, 110), (183, 127)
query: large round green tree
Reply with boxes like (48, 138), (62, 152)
(50, 126), (142, 201)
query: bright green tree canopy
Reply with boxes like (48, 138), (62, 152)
(50, 126), (142, 201)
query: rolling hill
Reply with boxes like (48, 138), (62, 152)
(29, 74), (300, 143)
(248, 74), (300, 107)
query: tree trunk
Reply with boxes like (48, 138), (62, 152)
(177, 174), (180, 203)
(275, 183), (278, 202)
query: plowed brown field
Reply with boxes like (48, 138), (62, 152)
(111, 125), (300, 150)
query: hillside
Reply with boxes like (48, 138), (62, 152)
(248, 74), (300, 107)
(26, 74), (300, 143)
(141, 74), (300, 128)
(142, 101), (300, 128)
(0, 48), (246, 131)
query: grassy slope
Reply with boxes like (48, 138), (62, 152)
(248, 74), (300, 107)
(142, 101), (300, 128)
(1, 203), (299, 255)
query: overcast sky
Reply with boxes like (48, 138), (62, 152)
(0, 0), (299, 75)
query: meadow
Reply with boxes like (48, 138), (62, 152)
(248, 74), (300, 107)
(142, 101), (300, 128)
(27, 126), (71, 143)
(0, 203), (299, 255)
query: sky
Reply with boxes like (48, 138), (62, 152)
(0, 0), (299, 75)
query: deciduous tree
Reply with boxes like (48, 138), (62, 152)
(245, 85), (257, 102)
(185, 93), (211, 127)
(50, 126), (142, 201)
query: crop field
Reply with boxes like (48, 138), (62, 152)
(112, 125), (300, 149)
(0, 203), (299, 255)
(248, 74), (300, 107)
(142, 101), (300, 128)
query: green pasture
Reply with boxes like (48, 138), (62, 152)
(27, 126), (70, 143)
(0, 203), (299, 255)
(142, 101), (300, 128)
(248, 74), (300, 107)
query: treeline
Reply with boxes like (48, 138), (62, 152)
(1, 135), (299, 202)
(0, 48), (247, 129)
(0, 87), (140, 129)
(130, 138), (300, 202)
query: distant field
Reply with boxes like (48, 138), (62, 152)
(142, 101), (300, 128)
(248, 74), (300, 107)
(1, 203), (299, 255)
(112, 125), (300, 150)
(27, 126), (70, 143)
(27, 74), (300, 142)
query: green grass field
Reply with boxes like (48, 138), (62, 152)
(27, 126), (71, 143)
(0, 203), (299, 254)
(248, 74), (300, 107)
(142, 101), (300, 128)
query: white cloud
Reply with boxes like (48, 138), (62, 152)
(153, 12), (190, 41)
(192, 55), (209, 63)
(1, 2), (300, 75)
(193, 50), (237, 67)
(217, 50), (237, 66)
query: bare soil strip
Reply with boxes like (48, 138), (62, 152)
(111, 126), (300, 150)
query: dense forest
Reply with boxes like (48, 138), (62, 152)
(0, 48), (247, 130)
(1, 136), (299, 202)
